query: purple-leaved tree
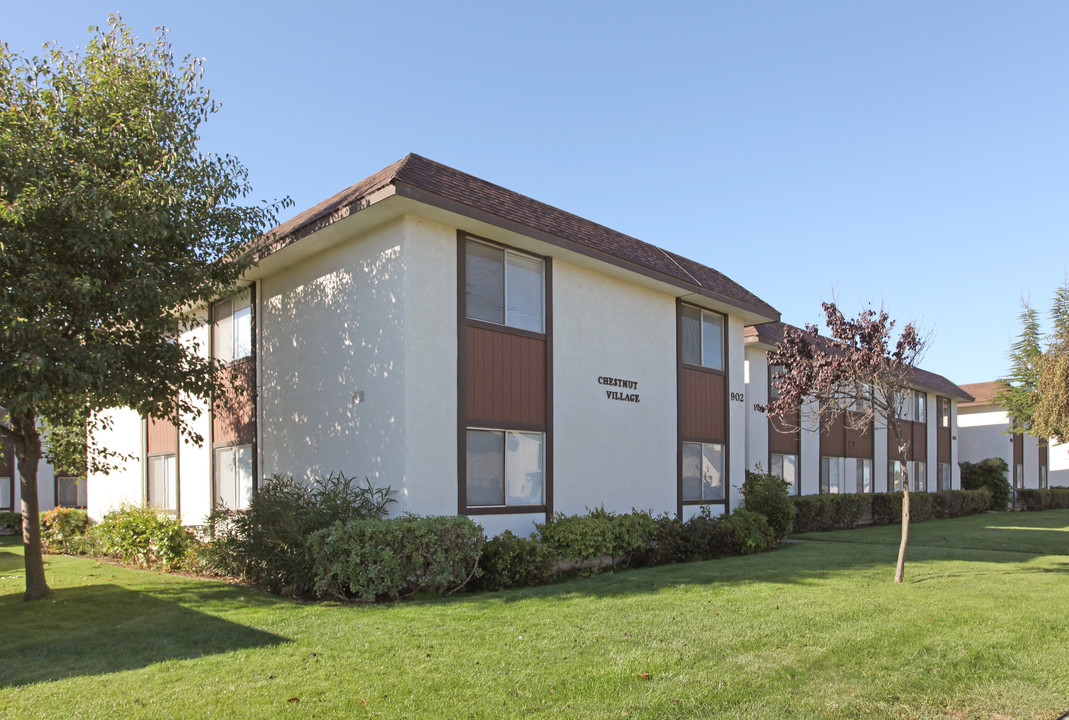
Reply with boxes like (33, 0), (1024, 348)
(760, 303), (926, 583)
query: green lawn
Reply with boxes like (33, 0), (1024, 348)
(2, 512), (1069, 719)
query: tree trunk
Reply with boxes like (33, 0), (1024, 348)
(894, 438), (910, 584)
(11, 411), (51, 601)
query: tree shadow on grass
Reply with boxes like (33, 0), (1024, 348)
(0, 550), (21, 573)
(0, 584), (288, 687)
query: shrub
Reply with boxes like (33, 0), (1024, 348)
(717, 508), (775, 555)
(790, 494), (870, 533)
(961, 488), (993, 514)
(91, 504), (196, 570)
(0, 511), (21, 534)
(39, 507), (89, 553)
(309, 515), (484, 601)
(471, 530), (555, 591)
(932, 489), (992, 517)
(536, 507), (658, 570)
(872, 492), (935, 525)
(960, 457), (1011, 510)
(683, 505), (726, 559)
(1017, 487), (1069, 511)
(741, 468), (795, 543)
(206, 472), (395, 596)
(640, 514), (694, 566)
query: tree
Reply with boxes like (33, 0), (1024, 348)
(760, 303), (925, 583)
(1001, 279), (1069, 444)
(0, 17), (288, 600)
(996, 299), (1042, 434)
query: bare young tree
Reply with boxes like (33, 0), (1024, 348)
(759, 303), (926, 583)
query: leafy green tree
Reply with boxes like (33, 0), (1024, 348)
(0, 17), (287, 600)
(1002, 279), (1069, 444)
(996, 300), (1042, 433)
(1033, 279), (1069, 443)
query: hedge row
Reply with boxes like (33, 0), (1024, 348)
(1016, 487), (1069, 512)
(791, 489), (992, 533)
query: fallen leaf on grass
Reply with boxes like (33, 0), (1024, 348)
(635, 674), (651, 680)
(287, 698), (300, 703)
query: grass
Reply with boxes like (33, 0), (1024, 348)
(1, 512), (1068, 719)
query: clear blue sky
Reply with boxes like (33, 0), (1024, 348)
(7, 1), (1069, 385)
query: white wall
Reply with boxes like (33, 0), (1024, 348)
(178, 308), (213, 525)
(87, 407), (144, 522)
(551, 259), (678, 525)
(958, 406), (1015, 480)
(259, 217), (408, 497)
(399, 217), (459, 517)
(743, 346), (769, 475)
(726, 316), (748, 512)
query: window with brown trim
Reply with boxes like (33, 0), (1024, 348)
(465, 239), (544, 332)
(147, 454), (177, 511)
(466, 429), (544, 508)
(213, 289), (252, 363)
(771, 453), (799, 495)
(680, 306), (724, 371)
(682, 442), (725, 501)
(937, 397), (950, 428)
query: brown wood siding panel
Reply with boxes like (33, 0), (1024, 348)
(845, 415), (873, 459)
(466, 325), (546, 427)
(888, 420), (914, 461)
(147, 416), (177, 454)
(1013, 434), (1023, 465)
(213, 359), (257, 445)
(0, 438), (13, 475)
(681, 367), (725, 442)
(821, 414), (846, 457)
(1039, 443), (1048, 467)
(912, 421), (927, 459)
(937, 427), (951, 463)
(769, 412), (800, 454)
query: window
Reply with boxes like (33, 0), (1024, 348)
(1014, 463), (1024, 490)
(856, 458), (873, 493)
(1040, 464), (1049, 489)
(56, 477), (87, 508)
(148, 454), (177, 511)
(937, 398), (950, 428)
(466, 430), (544, 507)
(0, 476), (11, 512)
(215, 445), (253, 510)
(683, 442), (725, 501)
(889, 460), (905, 492)
(213, 289), (252, 362)
(821, 457), (842, 494)
(913, 461), (927, 492)
(771, 453), (798, 495)
(681, 306), (724, 371)
(914, 391), (927, 424)
(937, 462), (951, 491)
(465, 240), (544, 333)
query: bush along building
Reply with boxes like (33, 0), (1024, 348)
(88, 155), (973, 535)
(957, 381), (1069, 492)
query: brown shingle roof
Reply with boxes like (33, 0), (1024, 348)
(261, 154), (779, 319)
(746, 321), (974, 402)
(958, 381), (1001, 405)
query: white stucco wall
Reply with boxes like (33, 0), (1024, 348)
(744, 346), (769, 474)
(550, 259), (678, 526)
(87, 407), (144, 521)
(399, 216), (458, 517)
(725, 316), (748, 512)
(177, 310), (213, 525)
(259, 217), (408, 497)
(958, 407), (1015, 479)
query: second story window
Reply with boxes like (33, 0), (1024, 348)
(465, 240), (544, 333)
(914, 391), (927, 424)
(213, 289), (252, 363)
(681, 306), (724, 371)
(937, 397), (950, 428)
